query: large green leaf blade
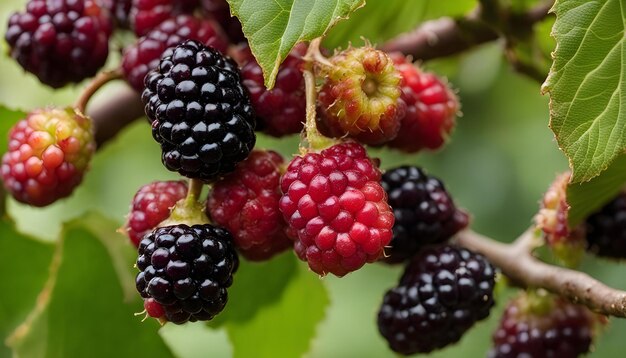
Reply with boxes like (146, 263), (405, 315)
(324, 0), (475, 48)
(0, 219), (54, 357)
(542, 0), (626, 183)
(225, 262), (329, 358)
(8, 213), (174, 358)
(210, 252), (297, 327)
(226, 0), (364, 88)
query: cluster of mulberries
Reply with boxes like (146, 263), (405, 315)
(7, 4), (605, 358)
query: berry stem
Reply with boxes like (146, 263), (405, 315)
(301, 38), (336, 152)
(457, 228), (626, 317)
(159, 179), (209, 227)
(74, 68), (124, 114)
(186, 178), (204, 204)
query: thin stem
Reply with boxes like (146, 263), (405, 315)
(186, 178), (204, 204)
(74, 68), (123, 113)
(457, 229), (626, 317)
(301, 38), (335, 152)
(159, 179), (208, 227)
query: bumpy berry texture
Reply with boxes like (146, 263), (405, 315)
(208, 150), (292, 261)
(135, 224), (239, 324)
(142, 40), (256, 181)
(317, 47), (404, 145)
(387, 53), (459, 152)
(5, 0), (113, 88)
(378, 245), (496, 355)
(381, 166), (469, 263)
(279, 142), (394, 276)
(122, 15), (228, 91)
(535, 172), (585, 266)
(144, 297), (166, 319)
(125, 180), (188, 247)
(1, 108), (95, 207)
(102, 0), (132, 28)
(585, 191), (626, 259)
(238, 44), (306, 137)
(201, 0), (245, 43)
(130, 0), (199, 36)
(489, 294), (599, 358)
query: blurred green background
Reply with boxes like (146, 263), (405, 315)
(1, 1), (625, 357)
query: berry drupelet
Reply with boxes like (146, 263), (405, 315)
(5, 0), (113, 88)
(381, 166), (469, 263)
(489, 293), (601, 358)
(125, 180), (188, 247)
(131, 0), (199, 36)
(387, 53), (460, 152)
(237, 43), (307, 137)
(585, 191), (626, 259)
(102, 0), (132, 28)
(122, 15), (228, 91)
(135, 224), (239, 324)
(208, 150), (292, 261)
(201, 0), (245, 43)
(378, 245), (496, 355)
(279, 142), (395, 277)
(142, 40), (256, 181)
(1, 108), (95, 207)
(317, 46), (405, 145)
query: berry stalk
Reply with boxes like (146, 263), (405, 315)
(160, 179), (208, 227)
(457, 228), (626, 317)
(74, 69), (124, 113)
(301, 38), (336, 152)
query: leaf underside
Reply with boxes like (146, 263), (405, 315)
(226, 0), (364, 88)
(543, 0), (625, 183)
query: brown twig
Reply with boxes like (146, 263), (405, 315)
(457, 229), (626, 317)
(380, 0), (554, 65)
(87, 84), (145, 148)
(74, 69), (123, 113)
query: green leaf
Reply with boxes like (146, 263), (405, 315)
(0, 219), (53, 357)
(0, 106), (26, 215)
(567, 153), (626, 226)
(542, 0), (626, 183)
(226, 0), (364, 88)
(210, 252), (297, 327)
(324, 0), (475, 48)
(7, 213), (174, 358)
(225, 261), (329, 358)
(0, 106), (25, 157)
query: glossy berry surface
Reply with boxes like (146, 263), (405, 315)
(135, 224), (239, 324)
(130, 0), (200, 36)
(125, 180), (188, 247)
(144, 297), (166, 319)
(1, 108), (95, 207)
(586, 191), (626, 258)
(238, 43), (306, 137)
(387, 53), (459, 152)
(142, 40), (256, 181)
(381, 166), (469, 263)
(317, 46), (404, 145)
(489, 294), (598, 358)
(279, 142), (395, 276)
(102, 0), (132, 28)
(122, 14), (228, 91)
(378, 245), (496, 355)
(5, 0), (113, 88)
(201, 0), (245, 43)
(208, 150), (291, 261)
